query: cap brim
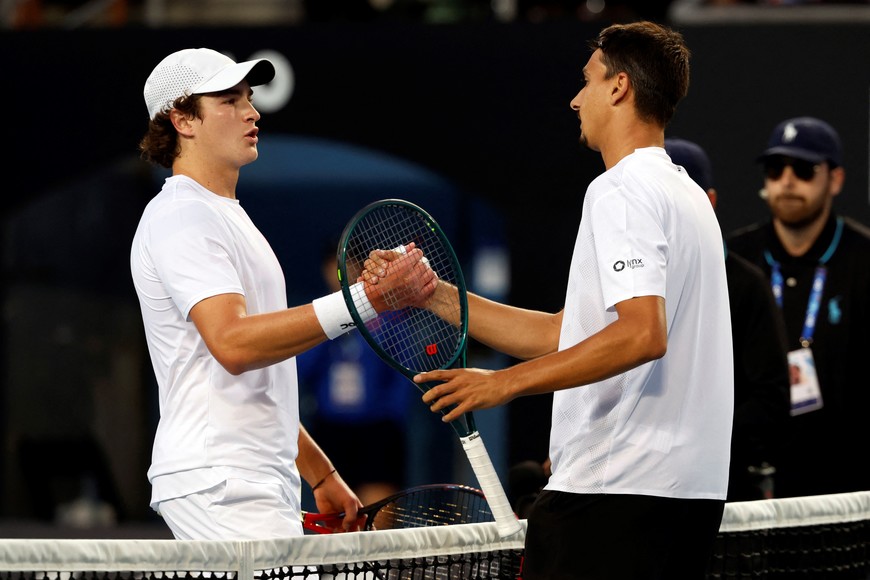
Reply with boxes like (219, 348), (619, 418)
(756, 146), (826, 164)
(193, 59), (276, 95)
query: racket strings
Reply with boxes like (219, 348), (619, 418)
(374, 311), (459, 369)
(345, 204), (464, 374)
(369, 488), (493, 530)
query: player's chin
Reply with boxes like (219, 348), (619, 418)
(241, 148), (260, 166)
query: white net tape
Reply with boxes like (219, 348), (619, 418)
(0, 521), (526, 575)
(2, 492), (869, 579)
(719, 490), (870, 533)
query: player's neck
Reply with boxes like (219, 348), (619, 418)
(773, 207), (831, 258)
(600, 121), (663, 170)
(173, 158), (240, 199)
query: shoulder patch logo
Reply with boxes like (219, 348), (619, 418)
(614, 258), (644, 272)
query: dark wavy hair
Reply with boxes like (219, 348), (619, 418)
(591, 21), (690, 127)
(138, 94), (204, 169)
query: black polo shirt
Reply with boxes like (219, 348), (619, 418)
(727, 214), (870, 497)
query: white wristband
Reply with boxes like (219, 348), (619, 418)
(312, 282), (376, 339)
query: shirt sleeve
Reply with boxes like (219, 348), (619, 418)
(590, 184), (668, 311)
(146, 199), (245, 319)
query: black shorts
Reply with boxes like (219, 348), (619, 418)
(522, 490), (725, 580)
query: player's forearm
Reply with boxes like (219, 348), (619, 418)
(424, 282), (560, 360)
(297, 424), (335, 489)
(199, 302), (329, 375)
(500, 314), (666, 398)
(467, 293), (562, 361)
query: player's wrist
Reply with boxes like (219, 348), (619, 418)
(312, 468), (337, 491)
(351, 281), (378, 319)
(312, 283), (375, 339)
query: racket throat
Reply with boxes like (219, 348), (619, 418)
(448, 411), (476, 438)
(418, 380), (476, 437)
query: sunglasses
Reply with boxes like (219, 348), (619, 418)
(763, 157), (821, 182)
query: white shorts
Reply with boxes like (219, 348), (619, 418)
(155, 478), (304, 540)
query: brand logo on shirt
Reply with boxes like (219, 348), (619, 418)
(613, 258), (644, 272)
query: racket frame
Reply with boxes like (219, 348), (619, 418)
(336, 198), (521, 538)
(337, 198), (475, 437)
(302, 483), (490, 534)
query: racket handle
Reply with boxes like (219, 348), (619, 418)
(460, 432), (523, 537)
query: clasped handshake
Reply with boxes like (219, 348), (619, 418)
(358, 243), (438, 313)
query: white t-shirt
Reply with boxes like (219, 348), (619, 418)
(130, 175), (301, 517)
(547, 147), (733, 500)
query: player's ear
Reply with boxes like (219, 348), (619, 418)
(170, 108), (195, 137)
(611, 72), (629, 104)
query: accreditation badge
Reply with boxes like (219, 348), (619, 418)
(787, 347), (823, 416)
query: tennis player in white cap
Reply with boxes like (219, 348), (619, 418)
(131, 48), (435, 539)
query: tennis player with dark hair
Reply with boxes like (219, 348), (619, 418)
(408, 22), (733, 578)
(131, 48), (435, 539)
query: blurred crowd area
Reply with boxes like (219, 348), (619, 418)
(3, 0), (867, 29)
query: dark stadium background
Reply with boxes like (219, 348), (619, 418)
(1, 16), (868, 528)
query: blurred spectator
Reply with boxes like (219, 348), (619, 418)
(726, 117), (870, 498)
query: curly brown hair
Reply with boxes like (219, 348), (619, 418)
(138, 95), (203, 169)
(591, 21), (690, 128)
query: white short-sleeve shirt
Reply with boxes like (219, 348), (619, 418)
(130, 175), (301, 513)
(547, 147), (734, 500)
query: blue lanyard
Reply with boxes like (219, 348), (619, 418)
(764, 217), (843, 348)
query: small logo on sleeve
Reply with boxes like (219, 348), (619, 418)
(613, 258), (644, 272)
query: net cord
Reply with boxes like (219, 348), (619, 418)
(718, 489), (870, 533)
(0, 491), (870, 580)
(2, 493), (869, 577)
(0, 521), (527, 573)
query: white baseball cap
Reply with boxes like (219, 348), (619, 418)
(144, 48), (276, 120)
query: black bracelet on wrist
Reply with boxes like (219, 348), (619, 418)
(312, 468), (337, 491)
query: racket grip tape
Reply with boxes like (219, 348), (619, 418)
(460, 432), (523, 537)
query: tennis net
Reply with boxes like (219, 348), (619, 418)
(0, 521), (525, 580)
(708, 490), (870, 578)
(1, 491), (868, 579)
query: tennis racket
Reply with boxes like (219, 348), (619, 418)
(337, 199), (522, 538)
(302, 483), (492, 534)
